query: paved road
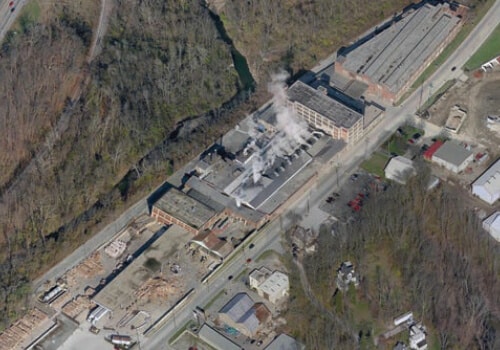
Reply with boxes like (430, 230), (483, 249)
(0, 0), (28, 42)
(142, 2), (500, 348)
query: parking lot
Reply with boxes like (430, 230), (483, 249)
(319, 170), (387, 223)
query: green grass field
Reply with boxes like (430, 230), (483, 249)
(361, 152), (390, 178)
(464, 23), (500, 70)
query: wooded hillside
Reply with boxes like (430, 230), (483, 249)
(217, 0), (415, 80)
(0, 0), (238, 330)
(283, 171), (500, 349)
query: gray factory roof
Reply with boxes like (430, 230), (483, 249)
(198, 324), (242, 350)
(265, 334), (304, 350)
(186, 177), (265, 224)
(249, 152), (312, 210)
(153, 188), (217, 229)
(432, 141), (473, 167)
(287, 81), (363, 128)
(340, 3), (460, 93)
(93, 225), (188, 312)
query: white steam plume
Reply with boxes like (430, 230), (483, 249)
(249, 72), (309, 184)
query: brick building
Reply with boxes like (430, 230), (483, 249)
(151, 187), (223, 235)
(287, 81), (364, 144)
(335, 3), (463, 103)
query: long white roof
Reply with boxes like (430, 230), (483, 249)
(473, 158), (500, 195)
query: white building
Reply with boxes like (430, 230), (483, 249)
(336, 261), (359, 292)
(384, 156), (415, 184)
(249, 267), (272, 289)
(483, 212), (500, 241)
(472, 158), (500, 205)
(249, 268), (289, 304)
(431, 141), (473, 174)
(409, 324), (428, 350)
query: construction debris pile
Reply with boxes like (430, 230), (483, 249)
(0, 308), (49, 349)
(65, 251), (105, 288)
(134, 277), (184, 302)
(104, 240), (127, 259)
(62, 295), (94, 320)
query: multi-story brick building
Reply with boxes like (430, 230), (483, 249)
(287, 81), (364, 144)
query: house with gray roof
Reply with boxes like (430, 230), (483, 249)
(431, 141), (473, 174)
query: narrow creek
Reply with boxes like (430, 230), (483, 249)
(207, 6), (255, 91)
(46, 3), (257, 242)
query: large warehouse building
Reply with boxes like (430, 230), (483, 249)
(472, 158), (500, 205)
(335, 2), (463, 103)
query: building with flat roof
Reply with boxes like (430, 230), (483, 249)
(335, 3), (462, 103)
(431, 141), (473, 174)
(265, 333), (304, 350)
(384, 156), (415, 184)
(93, 225), (188, 313)
(249, 267), (272, 290)
(249, 268), (289, 304)
(257, 271), (289, 304)
(287, 81), (364, 143)
(218, 293), (271, 337)
(472, 158), (500, 205)
(197, 324), (242, 350)
(151, 187), (219, 234)
(483, 211), (500, 242)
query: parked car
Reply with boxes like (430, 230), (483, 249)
(248, 243), (255, 249)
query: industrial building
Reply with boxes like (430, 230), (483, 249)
(431, 141), (473, 174)
(218, 293), (271, 337)
(483, 212), (500, 241)
(187, 112), (345, 215)
(335, 3), (463, 103)
(287, 81), (365, 144)
(384, 156), (415, 184)
(249, 268), (289, 304)
(471, 158), (500, 205)
(151, 188), (219, 235)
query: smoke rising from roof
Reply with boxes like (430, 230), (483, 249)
(228, 72), (311, 209)
(250, 72), (309, 183)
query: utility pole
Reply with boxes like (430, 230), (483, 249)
(335, 163), (341, 188)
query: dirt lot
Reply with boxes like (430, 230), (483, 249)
(426, 70), (500, 153)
